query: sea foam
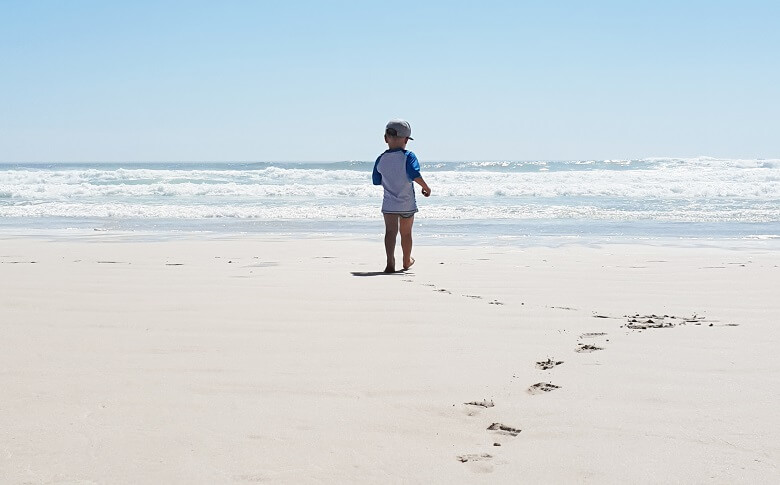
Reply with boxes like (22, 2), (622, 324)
(1, 159), (778, 239)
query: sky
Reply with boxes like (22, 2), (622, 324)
(1, 1), (778, 162)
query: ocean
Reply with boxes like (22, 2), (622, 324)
(1, 158), (778, 245)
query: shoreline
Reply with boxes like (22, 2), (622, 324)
(1, 236), (778, 483)
(1, 224), (779, 251)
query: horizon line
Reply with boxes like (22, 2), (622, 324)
(2, 155), (776, 164)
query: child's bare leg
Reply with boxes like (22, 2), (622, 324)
(400, 215), (415, 269)
(383, 214), (400, 272)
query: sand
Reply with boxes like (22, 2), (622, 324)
(1, 235), (778, 484)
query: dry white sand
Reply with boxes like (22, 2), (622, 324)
(1, 235), (778, 484)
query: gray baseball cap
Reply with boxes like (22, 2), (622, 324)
(385, 119), (413, 140)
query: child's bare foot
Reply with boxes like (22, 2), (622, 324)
(383, 265), (395, 273)
(403, 257), (415, 270)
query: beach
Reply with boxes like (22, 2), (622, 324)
(1, 235), (778, 483)
(4, 0), (779, 481)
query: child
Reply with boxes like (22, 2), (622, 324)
(372, 119), (431, 273)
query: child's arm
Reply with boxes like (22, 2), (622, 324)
(405, 151), (430, 197)
(414, 177), (431, 197)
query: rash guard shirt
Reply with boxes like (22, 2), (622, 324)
(372, 149), (422, 213)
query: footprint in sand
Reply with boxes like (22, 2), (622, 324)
(576, 343), (603, 353)
(457, 453), (492, 463)
(626, 320), (674, 329)
(622, 313), (725, 330)
(528, 382), (561, 394)
(536, 358), (563, 370)
(579, 332), (607, 339)
(624, 315), (675, 329)
(461, 399), (494, 416)
(487, 423), (521, 436)
(244, 262), (278, 268)
(457, 453), (494, 473)
(464, 399), (494, 408)
(233, 474), (266, 482)
(488, 300), (504, 305)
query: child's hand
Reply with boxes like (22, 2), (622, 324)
(421, 187), (431, 197)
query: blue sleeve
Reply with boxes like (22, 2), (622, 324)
(405, 151), (421, 180)
(372, 154), (382, 185)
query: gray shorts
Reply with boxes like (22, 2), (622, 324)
(383, 211), (416, 219)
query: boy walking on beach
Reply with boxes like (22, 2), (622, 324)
(372, 119), (431, 273)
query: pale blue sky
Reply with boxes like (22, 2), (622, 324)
(1, 1), (778, 162)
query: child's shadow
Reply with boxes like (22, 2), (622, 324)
(350, 270), (411, 277)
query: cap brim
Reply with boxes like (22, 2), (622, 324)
(408, 136), (414, 140)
